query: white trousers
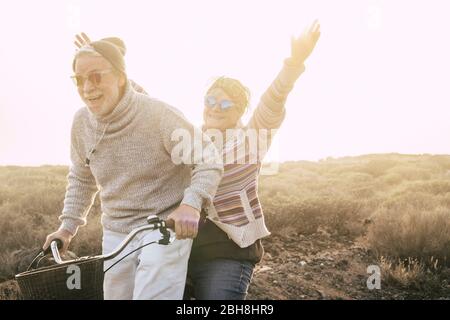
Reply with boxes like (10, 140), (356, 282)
(102, 228), (192, 300)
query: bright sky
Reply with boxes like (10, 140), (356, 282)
(0, 0), (449, 166)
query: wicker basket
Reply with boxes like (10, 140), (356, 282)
(16, 257), (104, 300)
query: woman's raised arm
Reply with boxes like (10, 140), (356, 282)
(248, 20), (321, 130)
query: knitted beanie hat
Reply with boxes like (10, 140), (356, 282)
(73, 39), (126, 73)
(101, 37), (126, 56)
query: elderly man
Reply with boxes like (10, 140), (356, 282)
(43, 38), (223, 299)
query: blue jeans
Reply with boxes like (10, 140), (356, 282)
(187, 258), (255, 300)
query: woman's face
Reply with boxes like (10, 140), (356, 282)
(203, 87), (243, 131)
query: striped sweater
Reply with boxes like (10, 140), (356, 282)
(204, 59), (306, 248)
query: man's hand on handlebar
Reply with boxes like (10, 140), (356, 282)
(43, 228), (74, 254)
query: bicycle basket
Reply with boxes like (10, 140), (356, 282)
(15, 256), (104, 300)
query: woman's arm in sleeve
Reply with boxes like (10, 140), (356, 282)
(248, 20), (321, 130)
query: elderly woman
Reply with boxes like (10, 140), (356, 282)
(188, 21), (320, 300)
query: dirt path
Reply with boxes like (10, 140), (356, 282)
(247, 231), (382, 300)
(248, 230), (450, 300)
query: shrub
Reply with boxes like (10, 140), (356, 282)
(263, 196), (363, 237)
(368, 205), (450, 266)
(360, 159), (399, 177)
(379, 256), (442, 293)
(399, 180), (450, 195)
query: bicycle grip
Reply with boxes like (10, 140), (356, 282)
(43, 239), (63, 255)
(164, 219), (175, 229)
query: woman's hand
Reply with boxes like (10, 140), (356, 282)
(74, 32), (91, 48)
(290, 20), (321, 64)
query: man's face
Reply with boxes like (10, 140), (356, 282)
(74, 55), (125, 116)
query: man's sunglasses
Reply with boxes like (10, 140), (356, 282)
(70, 69), (113, 87)
(204, 96), (234, 111)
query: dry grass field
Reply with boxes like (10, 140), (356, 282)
(1, 153), (449, 299)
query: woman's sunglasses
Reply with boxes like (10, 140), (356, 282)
(70, 69), (113, 87)
(204, 96), (234, 111)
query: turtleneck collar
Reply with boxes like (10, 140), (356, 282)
(88, 80), (136, 125)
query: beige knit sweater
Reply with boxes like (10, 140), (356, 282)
(59, 82), (223, 235)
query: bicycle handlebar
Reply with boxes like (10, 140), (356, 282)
(50, 215), (174, 264)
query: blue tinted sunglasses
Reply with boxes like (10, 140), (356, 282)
(204, 96), (234, 111)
